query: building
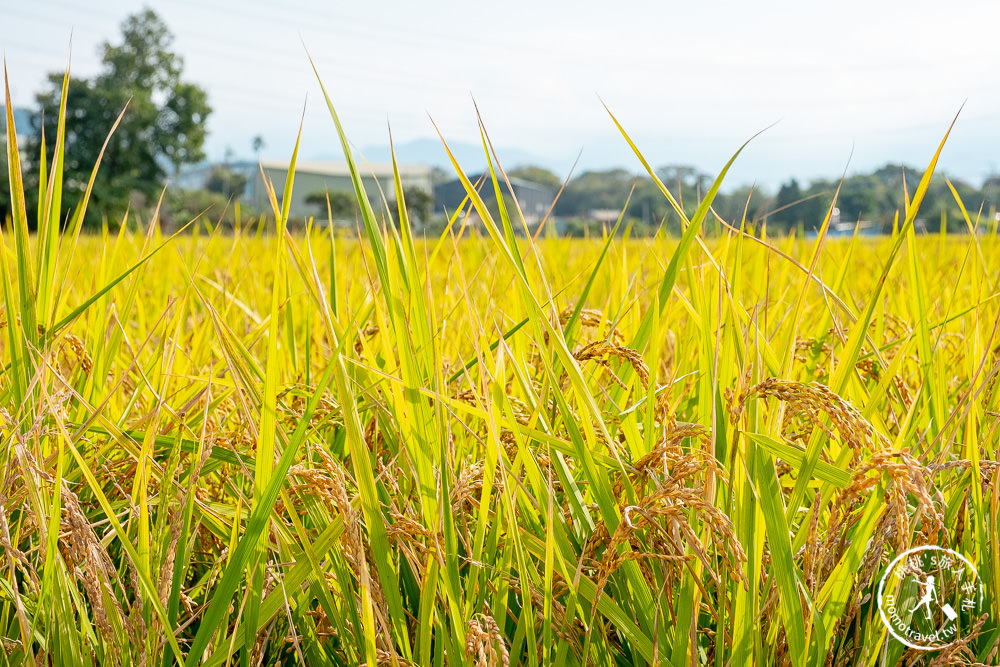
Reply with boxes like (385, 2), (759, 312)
(177, 159), (434, 222)
(0, 107), (33, 154)
(433, 173), (557, 231)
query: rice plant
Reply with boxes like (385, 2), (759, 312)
(0, 61), (998, 666)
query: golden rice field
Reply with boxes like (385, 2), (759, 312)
(2, 78), (1000, 666)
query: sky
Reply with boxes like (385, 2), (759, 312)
(2, 0), (1000, 191)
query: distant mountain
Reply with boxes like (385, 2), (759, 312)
(310, 138), (553, 174)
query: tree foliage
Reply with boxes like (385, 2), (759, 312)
(544, 161), (992, 236)
(306, 190), (358, 222)
(761, 165), (987, 234)
(30, 9), (211, 227)
(398, 186), (434, 224)
(205, 166), (247, 199)
(508, 165), (561, 190)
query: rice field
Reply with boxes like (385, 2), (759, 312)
(2, 73), (999, 666)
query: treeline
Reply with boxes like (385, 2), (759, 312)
(0, 9), (211, 230)
(515, 163), (1000, 236)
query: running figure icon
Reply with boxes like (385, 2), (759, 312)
(878, 545), (983, 650)
(911, 575), (937, 620)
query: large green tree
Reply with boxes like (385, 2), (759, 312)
(31, 9), (210, 227)
(769, 179), (803, 231)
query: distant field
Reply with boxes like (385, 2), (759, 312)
(3, 75), (998, 666)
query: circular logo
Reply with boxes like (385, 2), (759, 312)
(877, 545), (985, 650)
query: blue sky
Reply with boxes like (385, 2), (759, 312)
(2, 0), (999, 190)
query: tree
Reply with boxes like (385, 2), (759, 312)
(797, 181), (833, 231)
(769, 179), (803, 231)
(30, 9), (211, 227)
(306, 190), (357, 222)
(837, 176), (880, 224)
(712, 185), (771, 230)
(656, 164), (709, 194)
(252, 135), (265, 161)
(398, 186), (434, 225)
(205, 165), (247, 199)
(555, 169), (636, 217)
(983, 174), (1000, 215)
(508, 165), (561, 190)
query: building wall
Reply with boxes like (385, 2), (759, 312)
(175, 159), (434, 222)
(434, 174), (556, 229)
(0, 107), (33, 163)
(244, 164), (433, 221)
